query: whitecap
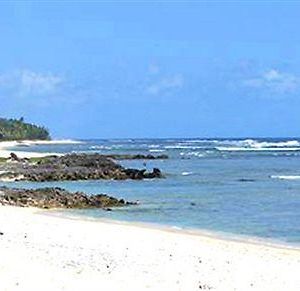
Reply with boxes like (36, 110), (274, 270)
(221, 139), (300, 149)
(148, 145), (160, 148)
(164, 145), (205, 150)
(270, 175), (300, 180)
(259, 140), (300, 148)
(187, 139), (220, 143)
(182, 172), (193, 176)
(216, 147), (300, 152)
(180, 152), (205, 157)
(89, 145), (112, 150)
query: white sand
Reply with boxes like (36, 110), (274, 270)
(0, 140), (82, 158)
(0, 149), (59, 158)
(0, 206), (299, 291)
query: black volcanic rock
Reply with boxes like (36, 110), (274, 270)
(0, 153), (164, 182)
(0, 186), (136, 209)
(105, 154), (168, 160)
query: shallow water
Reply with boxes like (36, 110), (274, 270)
(4, 138), (300, 244)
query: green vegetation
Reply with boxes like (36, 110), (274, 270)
(29, 156), (54, 164)
(0, 117), (50, 141)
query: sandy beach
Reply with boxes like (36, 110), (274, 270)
(0, 140), (81, 158)
(0, 206), (299, 291)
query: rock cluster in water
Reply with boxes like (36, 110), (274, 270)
(0, 186), (135, 209)
(105, 154), (168, 160)
(0, 153), (164, 182)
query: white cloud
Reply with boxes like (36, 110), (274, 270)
(242, 69), (300, 94)
(20, 70), (62, 94)
(146, 74), (184, 95)
(0, 70), (63, 97)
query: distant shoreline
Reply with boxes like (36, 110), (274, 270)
(0, 139), (83, 158)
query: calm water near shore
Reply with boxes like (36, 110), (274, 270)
(3, 138), (300, 245)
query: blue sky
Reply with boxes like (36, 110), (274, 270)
(1, 1), (300, 138)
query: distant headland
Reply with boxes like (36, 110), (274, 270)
(0, 117), (50, 141)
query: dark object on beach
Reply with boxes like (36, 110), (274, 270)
(198, 283), (213, 290)
(0, 153), (164, 182)
(10, 152), (21, 162)
(0, 232), (3, 235)
(9, 152), (29, 164)
(0, 186), (136, 209)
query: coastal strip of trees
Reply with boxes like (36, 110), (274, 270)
(0, 117), (50, 141)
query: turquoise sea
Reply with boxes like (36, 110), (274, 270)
(3, 138), (300, 245)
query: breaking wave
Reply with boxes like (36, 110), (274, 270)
(180, 152), (205, 158)
(232, 139), (300, 148)
(181, 172), (193, 176)
(215, 139), (300, 152)
(217, 147), (300, 152)
(270, 175), (300, 180)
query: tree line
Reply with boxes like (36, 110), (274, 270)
(0, 117), (50, 141)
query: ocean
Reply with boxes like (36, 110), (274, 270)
(3, 138), (300, 245)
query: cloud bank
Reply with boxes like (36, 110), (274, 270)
(0, 70), (63, 97)
(242, 69), (300, 94)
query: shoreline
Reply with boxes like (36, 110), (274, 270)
(42, 208), (300, 252)
(0, 205), (299, 291)
(0, 139), (82, 158)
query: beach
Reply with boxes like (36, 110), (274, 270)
(0, 140), (80, 158)
(2, 1), (299, 290)
(0, 206), (299, 291)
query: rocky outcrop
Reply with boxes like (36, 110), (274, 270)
(124, 168), (162, 179)
(105, 154), (168, 160)
(0, 186), (135, 209)
(0, 153), (164, 182)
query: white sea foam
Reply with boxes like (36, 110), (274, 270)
(148, 145), (160, 148)
(180, 152), (205, 157)
(90, 145), (112, 150)
(221, 139), (300, 149)
(162, 139), (300, 152)
(270, 175), (300, 180)
(217, 147), (300, 152)
(164, 145), (205, 150)
(149, 149), (166, 153)
(182, 172), (193, 176)
(186, 139), (219, 143)
(260, 140), (300, 147)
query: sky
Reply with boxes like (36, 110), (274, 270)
(1, 1), (300, 138)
